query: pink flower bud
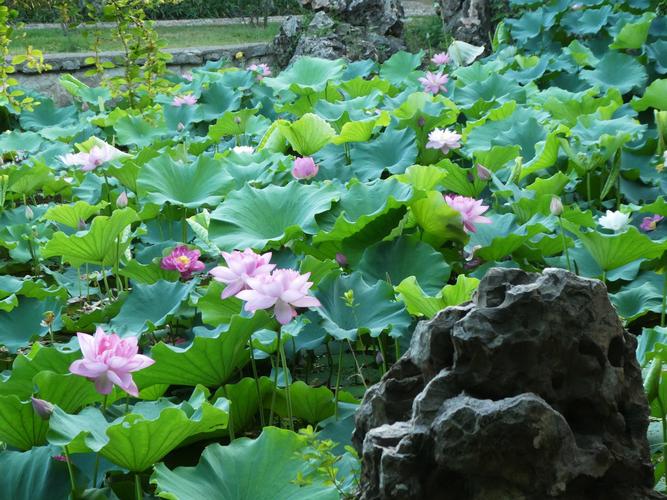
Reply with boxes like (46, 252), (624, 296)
(77, 218), (87, 231)
(31, 397), (54, 419)
(116, 191), (128, 208)
(292, 157), (319, 180)
(24, 205), (34, 221)
(335, 253), (348, 267)
(550, 196), (563, 217)
(476, 164), (491, 181)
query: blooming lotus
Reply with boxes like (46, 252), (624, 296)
(640, 214), (664, 232)
(598, 210), (630, 232)
(426, 128), (462, 154)
(431, 52), (450, 65)
(161, 246), (205, 279)
(292, 157), (319, 180)
(69, 327), (154, 396)
(444, 194), (492, 233)
(248, 63), (272, 78)
(59, 142), (123, 172)
(210, 249), (275, 299)
(232, 145), (255, 155)
(419, 71), (448, 94)
(237, 269), (321, 325)
(172, 94), (198, 107)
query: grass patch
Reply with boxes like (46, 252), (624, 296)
(10, 23), (280, 54)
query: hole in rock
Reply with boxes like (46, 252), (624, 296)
(607, 336), (624, 368)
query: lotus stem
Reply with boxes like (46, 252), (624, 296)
(134, 473), (142, 500)
(63, 446), (76, 494)
(347, 339), (367, 389)
(661, 270), (667, 328)
(248, 340), (265, 427)
(277, 329), (294, 431)
(334, 343), (343, 420)
(558, 216), (572, 273)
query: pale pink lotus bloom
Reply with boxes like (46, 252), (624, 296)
(431, 52), (450, 65)
(232, 145), (255, 155)
(640, 214), (664, 232)
(444, 194), (492, 233)
(426, 128), (462, 154)
(248, 63), (272, 79)
(292, 157), (319, 180)
(419, 71), (448, 94)
(161, 245), (206, 279)
(59, 142), (123, 172)
(236, 269), (321, 325)
(210, 249), (275, 299)
(182, 72), (193, 82)
(69, 327), (155, 397)
(172, 94), (198, 107)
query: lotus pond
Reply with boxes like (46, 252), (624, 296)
(1, 0), (667, 498)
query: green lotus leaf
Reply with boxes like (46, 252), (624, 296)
(44, 201), (107, 229)
(0, 445), (72, 500)
(42, 208), (139, 267)
(271, 381), (336, 424)
(19, 99), (77, 131)
(119, 260), (180, 285)
(278, 113), (336, 156)
(438, 159), (486, 197)
(0, 296), (63, 353)
(196, 282), (243, 327)
(647, 40), (667, 74)
(395, 274), (479, 318)
(561, 5), (612, 35)
(506, 7), (557, 42)
(47, 387), (229, 471)
(349, 126), (418, 180)
(410, 190), (467, 247)
(576, 226), (667, 273)
(208, 108), (259, 141)
(314, 179), (413, 243)
(197, 81), (242, 121)
(314, 271), (411, 340)
(380, 50), (423, 85)
(610, 285), (662, 323)
(331, 119), (377, 145)
(152, 427), (338, 500)
(580, 52), (647, 95)
(137, 154), (233, 208)
(358, 236), (451, 294)
(134, 313), (271, 388)
(610, 12), (656, 50)
(263, 56), (345, 94)
(395, 164), (448, 192)
(209, 182), (339, 251)
(454, 73), (525, 118)
(631, 79), (667, 112)
(109, 279), (196, 335)
(113, 114), (168, 148)
(0, 395), (49, 449)
(0, 130), (43, 153)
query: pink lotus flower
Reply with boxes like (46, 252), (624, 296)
(69, 327), (155, 397)
(431, 52), (450, 65)
(292, 157), (319, 180)
(426, 128), (462, 154)
(182, 72), (193, 82)
(210, 249), (275, 299)
(476, 164), (491, 181)
(172, 94), (198, 107)
(236, 269), (321, 325)
(31, 397), (54, 419)
(59, 142), (123, 172)
(444, 194), (492, 233)
(161, 245), (205, 279)
(641, 214), (664, 232)
(248, 63), (272, 79)
(116, 191), (128, 208)
(419, 71), (448, 94)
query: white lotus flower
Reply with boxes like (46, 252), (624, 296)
(598, 210), (630, 232)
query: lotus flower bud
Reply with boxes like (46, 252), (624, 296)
(31, 397), (54, 419)
(24, 205), (34, 221)
(116, 191), (128, 208)
(476, 164), (491, 181)
(550, 196), (563, 217)
(335, 252), (348, 267)
(77, 218), (87, 231)
(292, 157), (319, 180)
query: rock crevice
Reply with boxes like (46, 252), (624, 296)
(354, 268), (662, 500)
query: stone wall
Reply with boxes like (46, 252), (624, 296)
(13, 43), (274, 104)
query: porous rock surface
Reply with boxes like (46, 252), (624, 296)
(354, 267), (663, 500)
(272, 0), (405, 67)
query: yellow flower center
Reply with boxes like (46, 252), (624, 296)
(176, 256), (191, 266)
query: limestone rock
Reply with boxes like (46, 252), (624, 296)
(436, 0), (492, 48)
(354, 268), (662, 500)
